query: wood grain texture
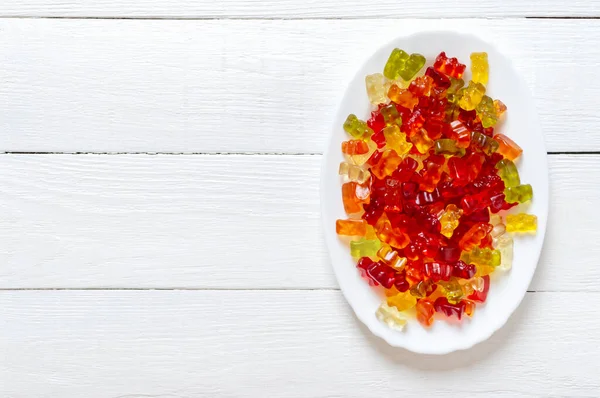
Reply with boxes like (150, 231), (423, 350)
(1, 18), (599, 153)
(1, 290), (598, 397)
(0, 153), (593, 291)
(0, 0), (596, 18)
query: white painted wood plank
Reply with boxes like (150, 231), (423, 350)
(0, 154), (594, 291)
(0, 0), (595, 18)
(1, 290), (598, 397)
(0, 19), (598, 153)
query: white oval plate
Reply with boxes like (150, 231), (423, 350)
(320, 31), (549, 354)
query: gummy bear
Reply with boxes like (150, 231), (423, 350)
(342, 139), (369, 155)
(387, 290), (417, 311)
(336, 219), (367, 236)
(470, 52), (489, 85)
(356, 257), (396, 288)
(380, 103), (402, 127)
(506, 213), (537, 232)
(458, 81), (486, 111)
(467, 275), (490, 302)
(438, 204), (462, 238)
(424, 261), (453, 282)
(350, 238), (382, 258)
(376, 302), (407, 331)
(459, 222), (493, 251)
(416, 299), (435, 327)
(438, 279), (464, 304)
(342, 181), (370, 214)
(504, 184), (533, 204)
(339, 161), (369, 184)
(350, 140), (377, 166)
(476, 95), (498, 128)
(410, 279), (437, 298)
(471, 131), (499, 155)
(449, 120), (471, 148)
(460, 247), (501, 267)
(434, 297), (465, 319)
(383, 125), (413, 155)
(365, 73), (388, 105)
(410, 128), (434, 154)
(433, 52), (466, 79)
(496, 159), (520, 188)
(377, 245), (408, 270)
(371, 149), (403, 179)
(494, 134), (523, 161)
(388, 85), (418, 110)
(494, 233), (514, 271)
(384, 49), (426, 81)
(408, 75), (433, 97)
(434, 139), (466, 157)
(344, 114), (373, 139)
(452, 260), (476, 279)
(375, 215), (410, 249)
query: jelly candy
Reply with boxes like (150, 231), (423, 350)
(459, 222), (493, 251)
(375, 215), (410, 249)
(458, 81), (486, 111)
(336, 219), (367, 236)
(470, 52), (489, 85)
(408, 75), (433, 97)
(434, 297), (465, 319)
(410, 279), (437, 298)
(342, 139), (369, 155)
(383, 125), (413, 155)
(387, 291), (417, 311)
(460, 247), (501, 267)
(494, 233), (514, 271)
(388, 84), (418, 110)
(434, 139), (466, 157)
(494, 133), (523, 161)
(504, 184), (533, 204)
(365, 73), (388, 105)
(350, 140), (377, 166)
(380, 103), (402, 126)
(424, 261), (453, 282)
(356, 257), (396, 288)
(350, 239), (382, 258)
(344, 114), (373, 139)
(376, 302), (407, 331)
(384, 49), (426, 81)
(342, 181), (370, 214)
(506, 213), (537, 232)
(476, 95), (498, 128)
(339, 161), (369, 183)
(377, 245), (408, 270)
(438, 279), (464, 304)
(471, 131), (499, 155)
(438, 204), (462, 238)
(416, 299), (435, 327)
(434, 52), (466, 79)
(371, 149), (403, 179)
(410, 128), (434, 154)
(496, 159), (520, 187)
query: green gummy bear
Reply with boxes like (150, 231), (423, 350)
(343, 114), (373, 139)
(350, 238), (381, 258)
(496, 159), (520, 188)
(504, 184), (533, 204)
(434, 139), (465, 157)
(383, 49), (426, 81)
(461, 247), (501, 267)
(476, 95), (498, 128)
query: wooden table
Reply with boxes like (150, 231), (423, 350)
(0, 2), (598, 396)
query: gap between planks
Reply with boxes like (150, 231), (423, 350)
(0, 16), (599, 20)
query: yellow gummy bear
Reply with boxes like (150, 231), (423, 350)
(506, 213), (537, 233)
(383, 125), (413, 156)
(375, 302), (407, 331)
(387, 291), (417, 311)
(470, 52), (489, 85)
(438, 204), (462, 238)
(458, 81), (486, 111)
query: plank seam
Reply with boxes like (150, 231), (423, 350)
(0, 16), (598, 20)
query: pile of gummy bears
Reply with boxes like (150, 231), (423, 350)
(336, 49), (537, 331)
